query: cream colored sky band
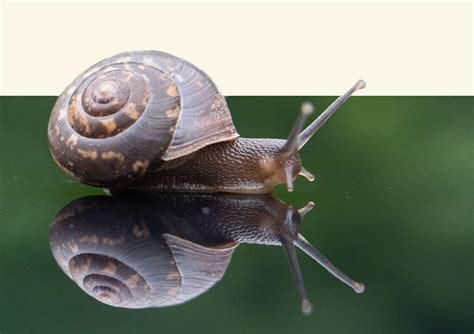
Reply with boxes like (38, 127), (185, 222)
(1, 1), (472, 95)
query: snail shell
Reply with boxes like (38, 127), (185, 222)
(49, 196), (237, 308)
(48, 51), (239, 187)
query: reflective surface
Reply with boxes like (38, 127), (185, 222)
(0, 96), (472, 333)
(49, 193), (363, 314)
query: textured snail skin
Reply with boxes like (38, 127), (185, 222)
(118, 138), (303, 194)
(49, 193), (302, 309)
(133, 192), (302, 245)
(47, 51), (304, 194)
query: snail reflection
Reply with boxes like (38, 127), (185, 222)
(49, 193), (364, 315)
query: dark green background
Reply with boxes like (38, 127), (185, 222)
(0, 96), (472, 333)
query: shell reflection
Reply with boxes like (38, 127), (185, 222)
(49, 193), (364, 314)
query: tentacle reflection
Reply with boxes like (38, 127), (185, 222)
(49, 192), (364, 314)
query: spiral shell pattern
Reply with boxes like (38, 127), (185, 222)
(69, 254), (150, 307)
(49, 195), (237, 309)
(48, 51), (238, 187)
(68, 66), (153, 139)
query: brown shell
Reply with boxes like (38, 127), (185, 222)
(48, 51), (239, 187)
(49, 195), (237, 308)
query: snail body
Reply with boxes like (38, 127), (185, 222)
(48, 51), (365, 193)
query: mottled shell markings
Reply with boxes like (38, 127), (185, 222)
(68, 241), (79, 253)
(66, 134), (78, 148)
(132, 225), (150, 238)
(100, 119), (118, 134)
(166, 272), (181, 280)
(77, 149), (98, 160)
(102, 236), (125, 246)
(102, 262), (118, 275)
(165, 106), (180, 118)
(125, 103), (140, 120)
(132, 160), (150, 175)
(101, 151), (125, 162)
(126, 273), (141, 288)
(166, 84), (179, 97)
(79, 235), (99, 243)
(48, 50), (237, 188)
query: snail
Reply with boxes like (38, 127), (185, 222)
(48, 50), (365, 193)
(49, 195), (238, 309)
(50, 192), (365, 314)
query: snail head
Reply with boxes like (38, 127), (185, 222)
(277, 80), (366, 192)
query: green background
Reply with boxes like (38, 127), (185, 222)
(0, 96), (472, 333)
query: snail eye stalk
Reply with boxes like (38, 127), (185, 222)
(297, 80), (366, 150)
(295, 234), (365, 294)
(281, 102), (314, 192)
(281, 205), (365, 315)
(281, 237), (314, 315)
(280, 209), (314, 315)
(281, 80), (365, 192)
(281, 102), (314, 155)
